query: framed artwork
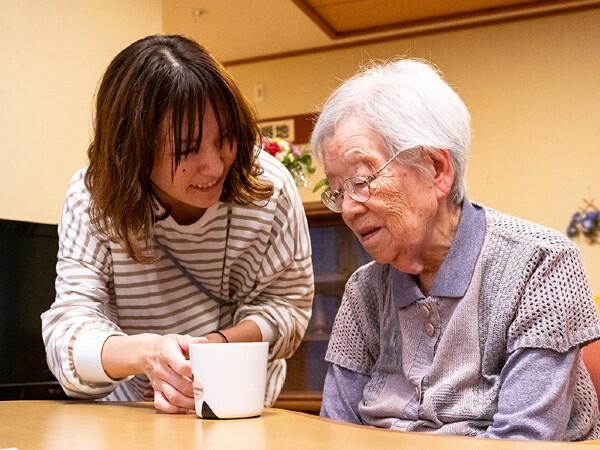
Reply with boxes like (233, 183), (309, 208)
(258, 113), (316, 144)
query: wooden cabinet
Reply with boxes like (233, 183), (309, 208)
(274, 202), (370, 414)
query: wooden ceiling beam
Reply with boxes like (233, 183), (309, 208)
(224, 0), (600, 66)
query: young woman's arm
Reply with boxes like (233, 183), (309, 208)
(100, 322), (263, 412)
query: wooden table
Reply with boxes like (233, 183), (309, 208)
(0, 401), (598, 450)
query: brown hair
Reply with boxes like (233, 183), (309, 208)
(85, 35), (272, 263)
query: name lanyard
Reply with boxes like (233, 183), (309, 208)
(153, 206), (232, 306)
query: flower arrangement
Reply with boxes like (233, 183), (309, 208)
(261, 137), (316, 187)
(567, 199), (599, 244)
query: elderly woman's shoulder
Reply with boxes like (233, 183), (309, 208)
(482, 204), (576, 251)
(336, 262), (388, 318)
(345, 262), (389, 292)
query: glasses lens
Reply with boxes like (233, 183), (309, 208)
(345, 178), (370, 203)
(321, 190), (342, 213)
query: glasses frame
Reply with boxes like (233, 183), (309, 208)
(321, 150), (405, 213)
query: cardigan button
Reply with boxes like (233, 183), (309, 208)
(419, 304), (431, 318)
(425, 323), (435, 337)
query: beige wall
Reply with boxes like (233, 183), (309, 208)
(2, 4), (599, 291)
(229, 8), (600, 292)
(0, 1), (162, 224)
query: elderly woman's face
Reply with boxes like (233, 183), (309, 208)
(322, 118), (441, 274)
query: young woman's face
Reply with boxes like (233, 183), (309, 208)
(151, 103), (237, 224)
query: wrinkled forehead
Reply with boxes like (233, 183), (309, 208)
(322, 147), (386, 188)
(322, 120), (388, 169)
(322, 145), (370, 167)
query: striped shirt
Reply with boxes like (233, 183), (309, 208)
(41, 152), (314, 405)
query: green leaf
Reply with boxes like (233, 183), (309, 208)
(312, 178), (329, 193)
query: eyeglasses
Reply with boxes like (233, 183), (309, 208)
(321, 150), (405, 213)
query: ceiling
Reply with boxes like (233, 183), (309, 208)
(162, 0), (600, 65)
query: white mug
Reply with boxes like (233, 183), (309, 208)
(189, 341), (269, 419)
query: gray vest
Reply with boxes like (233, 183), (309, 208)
(326, 208), (600, 439)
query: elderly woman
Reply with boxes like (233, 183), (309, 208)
(311, 59), (600, 440)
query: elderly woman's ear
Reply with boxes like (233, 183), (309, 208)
(426, 148), (455, 202)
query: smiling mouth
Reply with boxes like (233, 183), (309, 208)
(190, 180), (219, 190)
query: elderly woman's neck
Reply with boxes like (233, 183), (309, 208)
(417, 200), (462, 296)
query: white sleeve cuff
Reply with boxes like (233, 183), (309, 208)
(73, 329), (128, 384)
(244, 316), (279, 344)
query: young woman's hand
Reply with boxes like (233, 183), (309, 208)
(102, 333), (206, 413)
(102, 323), (260, 413)
(145, 325), (260, 412)
(143, 334), (208, 413)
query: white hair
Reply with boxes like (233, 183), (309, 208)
(310, 58), (471, 204)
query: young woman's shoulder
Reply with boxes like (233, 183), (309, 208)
(63, 167), (92, 213)
(256, 151), (298, 197)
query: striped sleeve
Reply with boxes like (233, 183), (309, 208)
(233, 155), (314, 364)
(41, 169), (123, 398)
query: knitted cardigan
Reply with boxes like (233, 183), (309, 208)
(326, 207), (600, 439)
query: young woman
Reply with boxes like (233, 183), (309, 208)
(42, 34), (314, 414)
